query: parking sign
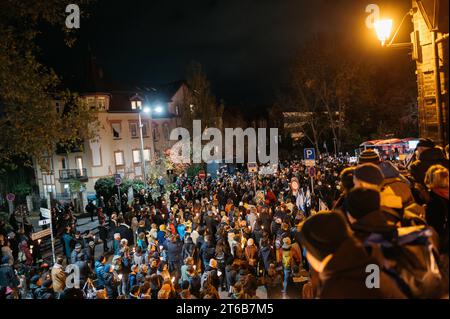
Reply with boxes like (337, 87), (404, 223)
(304, 148), (316, 160)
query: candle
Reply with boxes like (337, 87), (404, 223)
(159, 245), (163, 251)
(171, 277), (175, 283)
(118, 274), (123, 280)
(37, 239), (41, 245)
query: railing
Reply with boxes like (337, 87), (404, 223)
(59, 168), (88, 181)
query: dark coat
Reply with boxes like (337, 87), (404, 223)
(182, 238), (196, 260)
(166, 240), (183, 262)
(317, 238), (406, 299)
(117, 224), (134, 246)
(259, 245), (273, 271)
(104, 272), (118, 299)
(426, 191), (449, 253)
(0, 264), (19, 288)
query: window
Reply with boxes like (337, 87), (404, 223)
(142, 121), (149, 137)
(129, 122), (138, 138)
(132, 150), (141, 163)
(114, 151), (125, 166)
(63, 184), (70, 196)
(131, 100), (142, 110)
(175, 105), (180, 115)
(87, 97), (96, 109)
(111, 122), (121, 139)
(163, 123), (170, 140)
(76, 157), (83, 175)
(98, 97), (106, 110)
(153, 127), (159, 141)
(143, 149), (151, 162)
(61, 158), (67, 169)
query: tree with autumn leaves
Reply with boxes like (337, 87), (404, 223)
(0, 0), (98, 172)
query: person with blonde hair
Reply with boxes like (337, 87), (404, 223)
(424, 164), (449, 254)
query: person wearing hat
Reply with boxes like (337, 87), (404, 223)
(299, 212), (405, 298)
(346, 188), (397, 243)
(410, 138), (448, 186)
(358, 149), (381, 165)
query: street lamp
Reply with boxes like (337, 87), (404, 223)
(138, 106), (152, 188)
(374, 19), (393, 46)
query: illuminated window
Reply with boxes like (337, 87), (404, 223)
(98, 97), (106, 110)
(114, 151), (125, 166)
(143, 149), (151, 162)
(131, 100), (142, 110)
(132, 150), (141, 163)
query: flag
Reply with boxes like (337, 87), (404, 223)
(305, 189), (311, 208)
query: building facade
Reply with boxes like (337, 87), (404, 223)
(34, 81), (190, 205)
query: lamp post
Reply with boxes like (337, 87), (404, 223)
(138, 106), (151, 188)
(138, 103), (163, 188)
(372, 1), (449, 146)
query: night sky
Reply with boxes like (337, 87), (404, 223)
(41, 0), (412, 107)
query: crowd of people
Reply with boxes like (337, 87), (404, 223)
(1, 138), (448, 299)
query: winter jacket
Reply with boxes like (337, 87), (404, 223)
(166, 240), (183, 263)
(317, 237), (406, 299)
(104, 272), (118, 299)
(51, 264), (66, 292)
(259, 245), (273, 272)
(95, 261), (105, 288)
(117, 224), (135, 246)
(0, 263), (19, 288)
(200, 241), (216, 265)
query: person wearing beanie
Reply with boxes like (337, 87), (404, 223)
(353, 163), (384, 189)
(358, 149), (381, 165)
(299, 212), (405, 299)
(347, 188), (397, 243)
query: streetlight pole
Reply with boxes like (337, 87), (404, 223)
(138, 110), (147, 188)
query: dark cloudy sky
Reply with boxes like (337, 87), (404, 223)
(43, 0), (411, 106)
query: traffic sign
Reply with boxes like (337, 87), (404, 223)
(198, 170), (206, 179)
(40, 208), (51, 219)
(6, 193), (15, 202)
(39, 219), (51, 226)
(308, 167), (316, 177)
(247, 162), (258, 173)
(115, 177), (122, 186)
(31, 228), (51, 241)
(304, 148), (316, 160)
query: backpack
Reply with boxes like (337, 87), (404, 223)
(281, 249), (292, 269)
(364, 226), (445, 298)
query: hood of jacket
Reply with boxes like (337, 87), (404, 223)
(350, 210), (397, 241)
